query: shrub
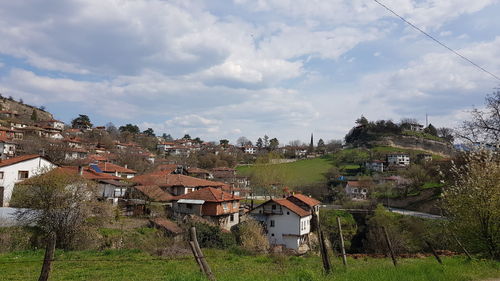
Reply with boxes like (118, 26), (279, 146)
(191, 222), (236, 249)
(233, 219), (269, 254)
(319, 210), (357, 252)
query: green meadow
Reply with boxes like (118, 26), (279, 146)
(1, 249), (499, 281)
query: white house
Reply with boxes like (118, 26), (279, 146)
(250, 198), (313, 251)
(387, 153), (410, 166)
(345, 181), (371, 200)
(0, 140), (16, 159)
(0, 155), (57, 207)
(242, 145), (257, 154)
(365, 160), (385, 172)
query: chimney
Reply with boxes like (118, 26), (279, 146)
(78, 166), (84, 176)
(124, 164), (128, 169)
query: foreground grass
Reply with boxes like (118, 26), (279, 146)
(238, 157), (333, 187)
(1, 249), (499, 281)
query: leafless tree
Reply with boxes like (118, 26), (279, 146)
(457, 91), (500, 145)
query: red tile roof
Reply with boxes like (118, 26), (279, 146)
(150, 218), (184, 234)
(0, 154), (47, 167)
(174, 187), (240, 202)
(134, 185), (174, 202)
(98, 162), (137, 174)
(272, 198), (311, 217)
(347, 181), (373, 188)
(58, 166), (122, 181)
(133, 173), (226, 189)
(289, 193), (321, 207)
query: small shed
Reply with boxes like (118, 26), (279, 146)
(149, 217), (184, 241)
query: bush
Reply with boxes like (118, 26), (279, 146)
(319, 210), (357, 252)
(233, 219), (269, 254)
(192, 222), (236, 249)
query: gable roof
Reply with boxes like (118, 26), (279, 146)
(0, 154), (49, 168)
(134, 185), (174, 202)
(289, 193), (321, 207)
(271, 198), (311, 217)
(58, 166), (122, 181)
(150, 218), (184, 234)
(346, 181), (373, 188)
(97, 162), (137, 174)
(174, 187), (240, 202)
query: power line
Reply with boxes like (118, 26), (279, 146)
(372, 0), (500, 82)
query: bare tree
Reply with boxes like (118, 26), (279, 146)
(10, 169), (110, 280)
(236, 136), (252, 146)
(457, 91), (500, 145)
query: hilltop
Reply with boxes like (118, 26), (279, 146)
(0, 96), (54, 122)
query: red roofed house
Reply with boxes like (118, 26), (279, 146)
(172, 187), (240, 230)
(95, 162), (137, 179)
(250, 194), (321, 251)
(345, 181), (372, 200)
(0, 155), (57, 207)
(132, 173), (226, 196)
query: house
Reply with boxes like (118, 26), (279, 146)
(93, 162), (137, 179)
(241, 145), (257, 154)
(0, 155), (57, 207)
(250, 196), (314, 251)
(387, 153), (410, 166)
(64, 148), (88, 160)
(417, 153), (433, 162)
(211, 167), (250, 193)
(365, 160), (385, 172)
(187, 167), (213, 179)
(133, 173), (227, 196)
(0, 139), (16, 159)
(345, 181), (372, 200)
(172, 187), (240, 230)
(56, 166), (126, 203)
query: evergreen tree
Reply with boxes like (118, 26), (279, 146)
(71, 114), (93, 129)
(256, 138), (263, 149)
(308, 133), (314, 153)
(30, 109), (38, 121)
(424, 123), (438, 136)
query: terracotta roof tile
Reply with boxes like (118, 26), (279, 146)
(150, 218), (184, 234)
(134, 185), (174, 202)
(98, 162), (137, 174)
(174, 187), (240, 202)
(272, 199), (310, 217)
(289, 193), (321, 207)
(0, 155), (46, 167)
(58, 166), (122, 181)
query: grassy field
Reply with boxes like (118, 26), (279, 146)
(0, 249), (499, 281)
(237, 156), (334, 187)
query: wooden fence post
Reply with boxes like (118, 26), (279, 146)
(336, 217), (347, 267)
(382, 227), (397, 267)
(38, 232), (56, 281)
(190, 227), (216, 281)
(425, 240), (442, 264)
(450, 232), (472, 260)
(315, 214), (331, 274)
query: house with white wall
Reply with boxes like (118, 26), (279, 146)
(0, 155), (56, 207)
(387, 153), (410, 166)
(250, 198), (314, 251)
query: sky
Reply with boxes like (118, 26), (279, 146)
(0, 0), (499, 144)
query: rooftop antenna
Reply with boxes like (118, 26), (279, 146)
(425, 113), (428, 127)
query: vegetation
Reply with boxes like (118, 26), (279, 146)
(442, 150), (500, 259)
(0, 249), (499, 281)
(237, 156), (334, 188)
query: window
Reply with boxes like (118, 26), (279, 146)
(271, 233), (274, 237)
(186, 188), (193, 193)
(287, 211), (290, 215)
(230, 214), (234, 222)
(270, 220), (275, 227)
(222, 202), (228, 211)
(186, 204), (193, 209)
(0, 172), (4, 179)
(271, 204), (276, 210)
(18, 171), (29, 180)
(232, 201), (238, 209)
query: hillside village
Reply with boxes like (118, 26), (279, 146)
(0, 94), (498, 281)
(0, 97), (458, 248)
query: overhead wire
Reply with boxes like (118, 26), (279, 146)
(372, 0), (500, 82)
